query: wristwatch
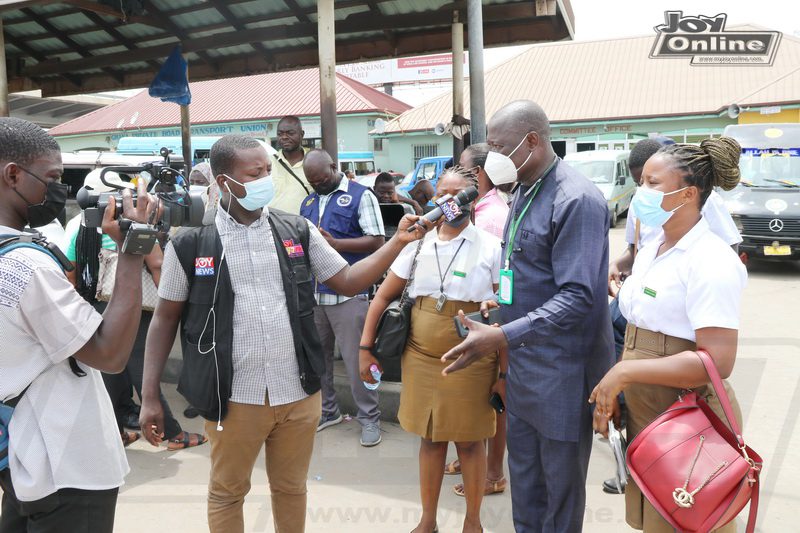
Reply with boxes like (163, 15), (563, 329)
(359, 345), (374, 353)
(498, 371), (507, 380)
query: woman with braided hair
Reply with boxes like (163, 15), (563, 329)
(360, 166), (501, 533)
(589, 137), (747, 532)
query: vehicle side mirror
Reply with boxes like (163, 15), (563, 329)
(617, 175), (626, 186)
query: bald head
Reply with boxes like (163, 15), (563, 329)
(303, 149), (341, 195)
(489, 100), (551, 142)
(486, 100), (555, 186)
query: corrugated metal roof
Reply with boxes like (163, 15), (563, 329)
(48, 69), (411, 137)
(1, 0), (574, 97)
(381, 25), (800, 134)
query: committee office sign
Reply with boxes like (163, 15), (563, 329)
(650, 11), (781, 66)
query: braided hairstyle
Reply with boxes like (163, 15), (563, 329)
(657, 136), (741, 206)
(438, 165), (479, 190)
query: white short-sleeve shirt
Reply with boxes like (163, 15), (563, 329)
(626, 189), (742, 248)
(0, 226), (129, 502)
(618, 218), (747, 341)
(390, 224), (501, 302)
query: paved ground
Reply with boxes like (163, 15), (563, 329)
(13, 221), (800, 532)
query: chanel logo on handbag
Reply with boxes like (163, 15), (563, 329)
(672, 435), (728, 509)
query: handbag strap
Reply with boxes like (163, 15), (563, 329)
(695, 350), (744, 446)
(745, 475), (759, 533)
(399, 237), (425, 306)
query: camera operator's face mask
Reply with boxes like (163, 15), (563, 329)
(223, 174), (275, 211)
(484, 133), (534, 186)
(15, 165), (69, 227)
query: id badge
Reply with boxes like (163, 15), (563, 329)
(498, 268), (514, 305)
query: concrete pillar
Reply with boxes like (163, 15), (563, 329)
(0, 18), (9, 118)
(317, 0), (337, 164)
(452, 14), (464, 163)
(467, 0), (485, 144)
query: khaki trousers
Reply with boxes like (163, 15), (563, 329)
(206, 392), (321, 533)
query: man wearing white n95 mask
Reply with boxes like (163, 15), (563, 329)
(140, 135), (429, 533)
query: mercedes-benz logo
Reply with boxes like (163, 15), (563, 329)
(769, 219), (784, 232)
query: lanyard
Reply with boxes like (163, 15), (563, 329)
(504, 157), (557, 269)
(434, 239), (466, 295)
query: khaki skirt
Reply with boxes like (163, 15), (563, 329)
(623, 324), (743, 533)
(398, 296), (498, 443)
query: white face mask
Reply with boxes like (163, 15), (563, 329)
(483, 134), (533, 185)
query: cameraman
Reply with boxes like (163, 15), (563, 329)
(0, 118), (154, 533)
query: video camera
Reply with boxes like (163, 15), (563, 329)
(76, 147), (205, 254)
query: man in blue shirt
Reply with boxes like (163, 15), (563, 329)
(442, 100), (614, 532)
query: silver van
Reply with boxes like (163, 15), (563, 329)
(564, 150), (636, 227)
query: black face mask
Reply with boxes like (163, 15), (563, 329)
(16, 166), (69, 228)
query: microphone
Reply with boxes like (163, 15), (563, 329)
(407, 186), (478, 232)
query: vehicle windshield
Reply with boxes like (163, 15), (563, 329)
(738, 149), (800, 188)
(569, 161), (615, 184)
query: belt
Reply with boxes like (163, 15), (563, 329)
(624, 324), (695, 356)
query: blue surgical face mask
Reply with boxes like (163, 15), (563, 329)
(631, 186), (688, 227)
(224, 174), (274, 211)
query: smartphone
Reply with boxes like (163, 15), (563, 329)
(453, 308), (502, 338)
(489, 392), (505, 413)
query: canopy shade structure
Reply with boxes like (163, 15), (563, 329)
(0, 0), (574, 97)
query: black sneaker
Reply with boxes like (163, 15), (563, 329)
(123, 411), (141, 430)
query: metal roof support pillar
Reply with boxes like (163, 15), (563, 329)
(452, 13), (464, 163)
(180, 104), (192, 175)
(0, 18), (9, 117)
(467, 0), (485, 144)
(318, 0), (337, 164)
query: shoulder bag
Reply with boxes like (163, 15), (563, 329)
(275, 154), (311, 195)
(372, 237), (425, 381)
(626, 350), (762, 533)
(96, 248), (159, 312)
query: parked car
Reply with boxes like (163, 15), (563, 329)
(338, 151), (376, 177)
(564, 150), (635, 227)
(720, 123), (800, 261)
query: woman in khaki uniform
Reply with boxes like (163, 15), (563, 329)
(590, 137), (747, 532)
(360, 167), (503, 533)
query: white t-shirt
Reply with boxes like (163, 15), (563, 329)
(0, 225), (129, 501)
(618, 218), (747, 341)
(626, 190), (742, 248)
(390, 224), (501, 302)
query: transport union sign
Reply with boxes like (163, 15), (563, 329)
(650, 12), (781, 66)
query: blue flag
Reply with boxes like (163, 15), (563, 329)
(149, 45), (191, 106)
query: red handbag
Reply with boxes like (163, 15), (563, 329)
(626, 350), (762, 533)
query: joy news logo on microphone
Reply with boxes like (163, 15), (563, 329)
(434, 195), (463, 223)
(650, 11), (781, 66)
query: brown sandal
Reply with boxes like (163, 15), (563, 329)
(453, 477), (507, 497)
(166, 431), (208, 451)
(121, 431), (140, 447)
(444, 459), (461, 475)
